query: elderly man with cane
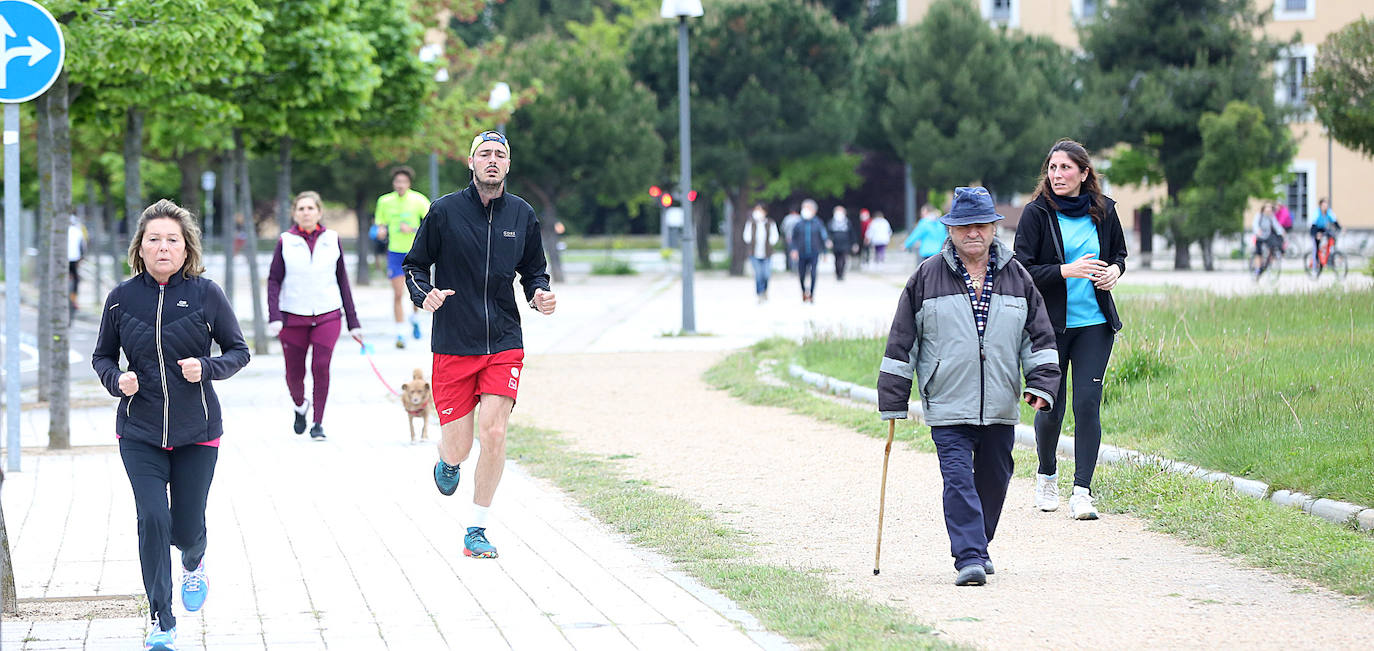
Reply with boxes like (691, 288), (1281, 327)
(875, 186), (1060, 586)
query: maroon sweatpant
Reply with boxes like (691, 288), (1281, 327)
(280, 317), (341, 424)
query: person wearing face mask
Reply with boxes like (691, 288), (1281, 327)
(92, 200), (251, 651)
(878, 186), (1059, 586)
(266, 191), (363, 440)
(1013, 138), (1128, 521)
(741, 203), (779, 301)
(788, 199), (831, 303)
(829, 205), (852, 281)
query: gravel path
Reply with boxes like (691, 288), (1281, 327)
(514, 350), (1374, 650)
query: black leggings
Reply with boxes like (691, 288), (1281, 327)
(120, 438), (218, 632)
(1034, 323), (1114, 489)
(797, 255), (819, 296)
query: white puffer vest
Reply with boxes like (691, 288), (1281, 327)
(279, 229), (343, 316)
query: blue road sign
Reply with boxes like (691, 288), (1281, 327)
(0, 0), (63, 104)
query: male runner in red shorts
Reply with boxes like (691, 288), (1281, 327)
(402, 130), (556, 559)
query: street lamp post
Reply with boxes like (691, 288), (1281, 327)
(662, 0), (702, 334)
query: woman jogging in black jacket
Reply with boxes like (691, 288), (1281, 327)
(92, 199), (251, 651)
(1013, 139), (1127, 521)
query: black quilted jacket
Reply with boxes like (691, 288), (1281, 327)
(92, 271), (250, 448)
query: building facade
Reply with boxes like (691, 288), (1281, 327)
(898, 0), (1373, 229)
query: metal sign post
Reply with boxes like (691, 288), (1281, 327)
(2, 0), (66, 472)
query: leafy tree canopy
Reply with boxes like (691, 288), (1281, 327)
(1307, 17), (1374, 159)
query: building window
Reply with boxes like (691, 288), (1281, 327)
(1274, 0), (1314, 21)
(1075, 0), (1100, 22)
(981, 0), (1019, 28)
(1282, 160), (1316, 225)
(1274, 44), (1317, 118)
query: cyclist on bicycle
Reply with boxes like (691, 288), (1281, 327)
(1252, 204), (1285, 277)
(1311, 198), (1341, 264)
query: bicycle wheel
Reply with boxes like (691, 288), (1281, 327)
(1330, 252), (1348, 281)
(1304, 253), (1319, 279)
(1264, 252), (1282, 286)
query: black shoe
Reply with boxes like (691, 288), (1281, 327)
(955, 565), (987, 586)
(293, 409), (307, 434)
(984, 561), (995, 575)
(309, 423), (326, 440)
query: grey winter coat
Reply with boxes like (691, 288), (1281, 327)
(877, 239), (1060, 426)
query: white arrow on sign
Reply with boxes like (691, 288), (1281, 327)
(0, 15), (54, 90)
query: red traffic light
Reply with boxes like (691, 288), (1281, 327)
(661, 193), (673, 207)
(687, 190), (698, 202)
(649, 185), (662, 197)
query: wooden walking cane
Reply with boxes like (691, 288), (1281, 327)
(874, 419), (896, 575)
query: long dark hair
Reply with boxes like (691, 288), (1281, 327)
(1031, 138), (1107, 224)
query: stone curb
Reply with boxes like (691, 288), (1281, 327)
(785, 363), (1374, 533)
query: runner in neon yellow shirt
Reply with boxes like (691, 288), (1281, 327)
(374, 166), (430, 348)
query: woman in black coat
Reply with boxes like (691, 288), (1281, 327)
(1013, 139), (1127, 521)
(92, 199), (250, 650)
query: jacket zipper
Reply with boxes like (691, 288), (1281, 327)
(199, 383), (209, 420)
(484, 202), (493, 354)
(156, 285), (170, 447)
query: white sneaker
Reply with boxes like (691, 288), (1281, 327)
(1034, 473), (1060, 511)
(1069, 486), (1099, 520)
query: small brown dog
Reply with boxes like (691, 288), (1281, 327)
(400, 368), (432, 443)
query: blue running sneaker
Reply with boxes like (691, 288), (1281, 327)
(464, 527), (498, 558)
(434, 460), (460, 496)
(411, 319), (422, 340)
(145, 625), (177, 651)
(181, 562), (208, 612)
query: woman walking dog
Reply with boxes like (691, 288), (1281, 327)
(267, 190), (362, 440)
(92, 199), (251, 651)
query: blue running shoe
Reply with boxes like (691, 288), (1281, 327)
(145, 625), (177, 651)
(411, 320), (422, 340)
(181, 562), (208, 612)
(464, 527), (498, 558)
(434, 460), (460, 496)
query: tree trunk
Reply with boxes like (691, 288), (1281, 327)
(0, 468), (15, 613)
(235, 132), (268, 355)
(523, 184), (564, 283)
(353, 187), (371, 286)
(276, 136), (292, 232)
(47, 71), (72, 450)
(124, 107), (144, 230)
(727, 186), (752, 277)
(1166, 178), (1190, 270)
(694, 200), (710, 269)
(86, 176), (102, 305)
(1200, 235), (1215, 271)
(35, 94), (52, 401)
(98, 172), (119, 279)
(177, 152), (203, 224)
(221, 154), (237, 303)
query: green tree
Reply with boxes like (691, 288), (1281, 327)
(1165, 102), (1294, 269)
(627, 0), (858, 275)
(493, 33), (664, 282)
(1307, 17), (1374, 159)
(1081, 0), (1291, 268)
(859, 0), (1070, 207)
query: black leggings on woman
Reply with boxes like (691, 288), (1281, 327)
(1034, 323), (1114, 489)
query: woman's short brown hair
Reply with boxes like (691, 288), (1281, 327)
(292, 190), (323, 214)
(128, 199), (205, 278)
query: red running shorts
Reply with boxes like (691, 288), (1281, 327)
(431, 348), (524, 425)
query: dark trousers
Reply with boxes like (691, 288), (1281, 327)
(833, 250), (847, 280)
(750, 256), (771, 295)
(1035, 323), (1114, 489)
(280, 317), (342, 424)
(931, 424), (1014, 570)
(119, 438), (219, 631)
(797, 255), (819, 297)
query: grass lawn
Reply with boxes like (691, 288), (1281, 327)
(506, 423), (952, 650)
(796, 288), (1374, 506)
(709, 340), (1374, 602)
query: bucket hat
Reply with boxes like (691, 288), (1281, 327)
(940, 187), (1005, 226)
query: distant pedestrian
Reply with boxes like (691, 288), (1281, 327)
(1014, 138), (1128, 520)
(374, 166), (430, 349)
(829, 205), (852, 280)
(904, 206), (946, 265)
(867, 211), (893, 264)
(878, 186), (1059, 586)
(267, 191), (363, 440)
(741, 203), (779, 302)
(67, 214), (87, 314)
(781, 208), (802, 272)
(788, 199), (830, 303)
(92, 199), (251, 651)
(858, 209), (873, 264)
